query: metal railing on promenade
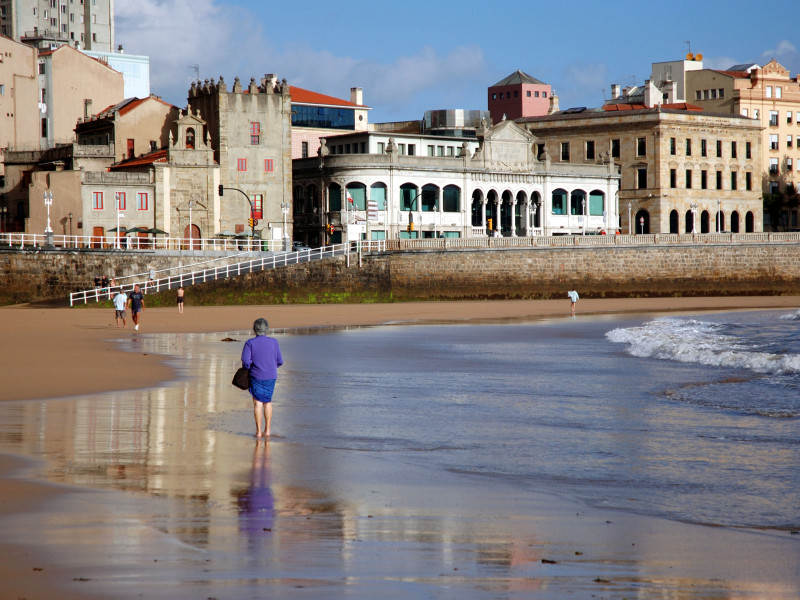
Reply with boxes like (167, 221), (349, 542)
(68, 241), (387, 306)
(0, 232), (282, 252)
(387, 231), (800, 251)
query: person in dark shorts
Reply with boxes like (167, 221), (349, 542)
(177, 286), (185, 314)
(127, 284), (145, 331)
(241, 318), (283, 437)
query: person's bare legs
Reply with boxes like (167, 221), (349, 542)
(253, 398), (264, 437)
(264, 402), (273, 437)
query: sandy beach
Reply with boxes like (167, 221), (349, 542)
(1, 296), (799, 598)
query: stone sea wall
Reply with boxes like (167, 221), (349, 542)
(2, 244), (799, 306)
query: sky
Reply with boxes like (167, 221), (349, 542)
(116, 0), (800, 123)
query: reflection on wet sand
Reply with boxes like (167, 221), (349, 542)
(0, 330), (798, 599)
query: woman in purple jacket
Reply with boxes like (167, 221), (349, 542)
(241, 318), (284, 437)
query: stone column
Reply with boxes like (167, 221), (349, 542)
(511, 197), (518, 238)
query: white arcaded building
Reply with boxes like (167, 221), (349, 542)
(292, 119), (620, 246)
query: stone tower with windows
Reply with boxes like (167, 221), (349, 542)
(188, 75), (292, 243)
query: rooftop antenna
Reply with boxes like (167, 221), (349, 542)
(189, 64), (199, 80)
(684, 40), (692, 54)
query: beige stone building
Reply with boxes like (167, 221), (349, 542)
(686, 60), (800, 229)
(38, 43), (123, 148)
(79, 109), (220, 246)
(76, 95), (180, 163)
(188, 74), (292, 243)
(520, 106), (763, 234)
(0, 34), (39, 166)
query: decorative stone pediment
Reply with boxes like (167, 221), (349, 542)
(477, 120), (538, 168)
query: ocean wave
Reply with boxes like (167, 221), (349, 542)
(606, 318), (800, 375)
(779, 309), (800, 321)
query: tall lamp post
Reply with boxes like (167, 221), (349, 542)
(281, 202), (290, 250)
(581, 198), (586, 235)
(44, 191), (53, 246)
(628, 201), (632, 235)
(690, 202), (698, 234)
(716, 199), (721, 232)
(532, 202), (538, 236)
(115, 193), (125, 249)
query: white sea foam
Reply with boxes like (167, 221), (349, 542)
(606, 317), (800, 375)
(779, 309), (800, 321)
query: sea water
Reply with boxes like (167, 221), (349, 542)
(268, 309), (800, 530)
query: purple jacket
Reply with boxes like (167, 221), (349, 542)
(242, 335), (283, 381)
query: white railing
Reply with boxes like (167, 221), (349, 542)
(0, 232), (285, 252)
(68, 241), (387, 306)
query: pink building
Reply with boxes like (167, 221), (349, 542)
(488, 70), (551, 123)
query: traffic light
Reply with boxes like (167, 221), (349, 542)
(248, 217), (254, 227)
(406, 222), (414, 233)
(218, 185), (224, 196)
(487, 218), (493, 231)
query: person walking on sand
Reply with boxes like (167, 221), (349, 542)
(241, 318), (283, 438)
(177, 286), (185, 314)
(113, 288), (128, 328)
(127, 284), (145, 331)
(567, 290), (579, 314)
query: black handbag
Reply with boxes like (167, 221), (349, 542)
(232, 367), (250, 390)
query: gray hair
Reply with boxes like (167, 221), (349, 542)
(253, 318), (269, 336)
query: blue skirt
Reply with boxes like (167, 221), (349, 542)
(249, 377), (276, 403)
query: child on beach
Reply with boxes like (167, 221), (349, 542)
(567, 290), (579, 314)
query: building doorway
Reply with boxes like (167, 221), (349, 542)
(184, 224), (201, 249)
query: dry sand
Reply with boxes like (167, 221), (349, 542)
(1, 296), (799, 598)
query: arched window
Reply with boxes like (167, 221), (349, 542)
(305, 185), (317, 214)
(443, 185), (460, 212)
(731, 211), (740, 233)
(471, 190), (484, 226)
(421, 184), (439, 212)
(745, 211), (754, 232)
(552, 189), (567, 215)
(634, 210), (650, 234)
(669, 210), (679, 234)
(329, 183), (342, 212)
(685, 210), (695, 233)
(700, 210), (710, 233)
(570, 190), (586, 215)
(400, 183), (418, 211)
(589, 190), (605, 215)
(531, 191), (541, 228)
(346, 183), (367, 210)
(185, 127), (195, 149)
(293, 185), (303, 214)
(370, 183), (387, 211)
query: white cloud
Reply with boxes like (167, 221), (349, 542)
(116, 0), (487, 120)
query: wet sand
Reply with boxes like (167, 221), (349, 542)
(1, 297), (800, 598)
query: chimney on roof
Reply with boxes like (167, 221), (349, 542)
(611, 84), (620, 99)
(547, 92), (559, 115)
(84, 98), (92, 119)
(351, 87), (363, 105)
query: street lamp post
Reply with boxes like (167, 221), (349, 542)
(717, 199), (721, 232)
(115, 193), (125, 249)
(628, 201), (632, 235)
(532, 202), (538, 236)
(44, 191), (53, 246)
(581, 198), (586, 235)
(690, 202), (698, 234)
(281, 202), (290, 250)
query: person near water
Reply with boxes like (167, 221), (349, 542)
(177, 286), (185, 314)
(127, 284), (145, 330)
(113, 288), (128, 328)
(567, 290), (579, 314)
(241, 318), (283, 438)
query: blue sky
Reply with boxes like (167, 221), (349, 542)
(117, 0), (800, 123)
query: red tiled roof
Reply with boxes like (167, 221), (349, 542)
(714, 70), (750, 79)
(110, 149), (167, 169)
(289, 86), (363, 107)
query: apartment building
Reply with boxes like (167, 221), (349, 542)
(520, 106), (763, 234)
(290, 86), (369, 159)
(686, 59), (800, 229)
(0, 0), (114, 52)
